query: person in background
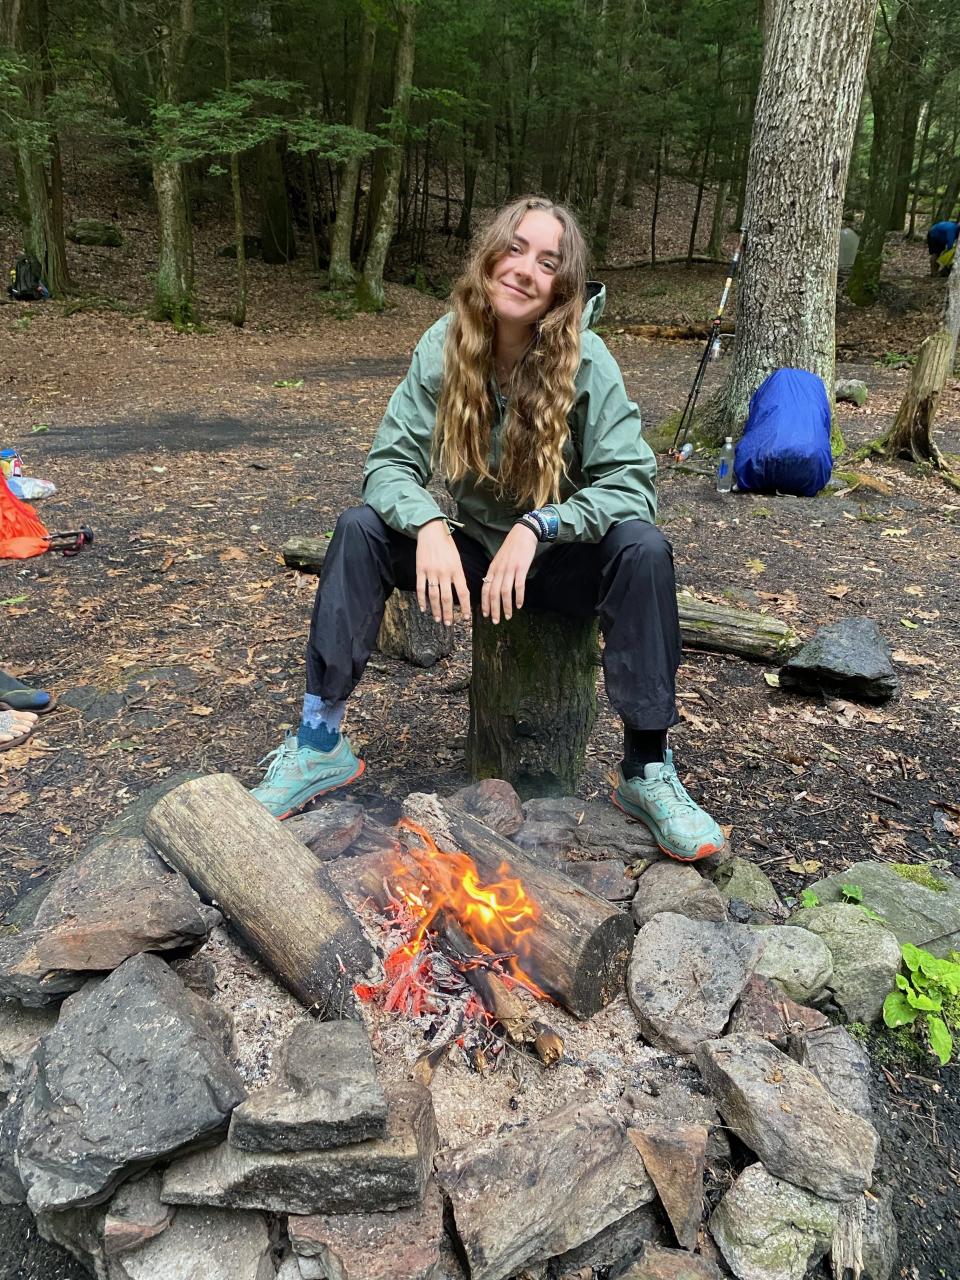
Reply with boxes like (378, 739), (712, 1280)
(251, 195), (725, 862)
(926, 219), (958, 276)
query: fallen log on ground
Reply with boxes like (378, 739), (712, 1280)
(619, 320), (736, 340)
(282, 536), (800, 663)
(145, 773), (376, 1016)
(401, 794), (633, 1018)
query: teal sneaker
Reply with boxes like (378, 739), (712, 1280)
(250, 733), (365, 819)
(611, 749), (725, 862)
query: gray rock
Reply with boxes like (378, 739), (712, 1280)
(728, 974), (830, 1050)
(862, 1183), (899, 1280)
(35, 1202), (106, 1272)
(632, 863), (726, 929)
(566, 859), (638, 902)
(163, 1083), (437, 1215)
(16, 953), (245, 1212)
(620, 1244), (722, 1279)
(0, 1093), (26, 1205)
(546, 1202), (664, 1278)
(449, 779), (525, 836)
(110, 1206), (273, 1280)
(806, 860), (960, 957)
(437, 1097), (654, 1280)
(751, 925), (834, 1002)
(835, 379), (868, 407)
(713, 857), (785, 920)
(778, 618), (899, 702)
(628, 914), (764, 1054)
(103, 1172), (175, 1256)
(709, 1163), (838, 1280)
(789, 904), (901, 1022)
(289, 1177), (447, 1280)
(284, 802), (366, 860)
(67, 218), (123, 247)
(628, 1123), (705, 1251)
(229, 1019), (387, 1152)
(277, 1255), (307, 1280)
(622, 1072), (731, 1165)
(0, 1000), (58, 1096)
(801, 1026), (873, 1121)
(170, 952), (218, 998)
(0, 838), (211, 1006)
(697, 1033), (878, 1200)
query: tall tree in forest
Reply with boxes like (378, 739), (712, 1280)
(2, 0), (71, 294)
(357, 0), (416, 311)
(704, 0), (875, 438)
(329, 2), (377, 290)
(848, 1), (924, 306)
(151, 0), (196, 326)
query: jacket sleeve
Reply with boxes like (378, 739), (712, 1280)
(553, 337), (658, 542)
(361, 336), (448, 537)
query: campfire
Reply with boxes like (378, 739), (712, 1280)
(355, 820), (565, 1071)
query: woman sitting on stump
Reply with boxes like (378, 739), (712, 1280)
(253, 195), (724, 862)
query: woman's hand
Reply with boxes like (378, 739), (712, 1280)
(481, 523), (538, 623)
(416, 520), (471, 625)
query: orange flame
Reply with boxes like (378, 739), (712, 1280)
(389, 818), (548, 999)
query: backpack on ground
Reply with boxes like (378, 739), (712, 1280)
(7, 254), (48, 301)
(734, 368), (833, 498)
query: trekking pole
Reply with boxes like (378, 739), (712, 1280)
(671, 226), (746, 457)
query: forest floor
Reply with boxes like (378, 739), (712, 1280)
(0, 193), (959, 1279)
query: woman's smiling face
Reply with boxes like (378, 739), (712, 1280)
(490, 209), (564, 331)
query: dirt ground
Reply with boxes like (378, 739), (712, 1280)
(1, 198), (959, 1278)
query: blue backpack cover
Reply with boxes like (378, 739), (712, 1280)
(734, 368), (832, 497)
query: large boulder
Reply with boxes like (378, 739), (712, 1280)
(15, 953), (245, 1212)
(788, 904), (901, 1022)
(778, 618), (898, 702)
(709, 1163), (838, 1280)
(111, 1206), (273, 1280)
(0, 1000), (58, 1097)
(806, 860), (960, 958)
(713, 857), (786, 920)
(696, 1033), (878, 1201)
(67, 218), (122, 247)
(801, 1025), (873, 1121)
(628, 914), (764, 1054)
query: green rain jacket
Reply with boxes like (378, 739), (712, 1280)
(361, 283), (657, 563)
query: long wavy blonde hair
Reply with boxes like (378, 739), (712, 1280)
(434, 196), (587, 510)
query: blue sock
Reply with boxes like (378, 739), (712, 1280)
(298, 695), (346, 751)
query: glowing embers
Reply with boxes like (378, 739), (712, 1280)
(355, 820), (563, 1072)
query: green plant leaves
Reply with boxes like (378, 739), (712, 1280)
(800, 888), (820, 909)
(840, 883), (864, 904)
(927, 1017), (953, 1067)
(883, 991), (919, 1027)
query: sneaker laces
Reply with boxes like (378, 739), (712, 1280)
(647, 763), (699, 812)
(257, 735), (297, 780)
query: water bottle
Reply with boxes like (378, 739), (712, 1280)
(717, 437), (735, 493)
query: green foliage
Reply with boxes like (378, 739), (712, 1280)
(840, 883), (864, 904)
(882, 943), (960, 1067)
(800, 888), (820, 909)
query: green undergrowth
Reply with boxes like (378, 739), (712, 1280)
(883, 944), (960, 1066)
(891, 863), (948, 893)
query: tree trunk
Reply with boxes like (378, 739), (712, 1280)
(7, 0), (71, 295)
(890, 83), (923, 232)
(357, 0), (416, 312)
(848, 3), (922, 306)
(650, 141), (663, 265)
(467, 611), (598, 799)
(145, 774), (376, 1016)
(455, 122), (482, 240)
(687, 131), (713, 263)
(880, 259), (960, 479)
(706, 179), (730, 258)
(150, 0), (195, 326)
(704, 0), (875, 439)
(620, 147), (640, 208)
(329, 5), (377, 290)
(223, 6), (245, 327)
(258, 136), (297, 263)
(936, 154), (960, 223)
(907, 98), (934, 239)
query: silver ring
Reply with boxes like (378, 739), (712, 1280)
(482, 575), (492, 582)
(428, 579), (439, 586)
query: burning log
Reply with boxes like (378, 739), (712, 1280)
(401, 796), (633, 1019)
(144, 774), (376, 1016)
(433, 910), (563, 1066)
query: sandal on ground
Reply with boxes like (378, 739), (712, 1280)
(0, 708), (38, 752)
(0, 669), (55, 714)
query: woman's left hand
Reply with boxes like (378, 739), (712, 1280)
(481, 523), (539, 623)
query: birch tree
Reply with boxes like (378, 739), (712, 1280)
(705, 0), (875, 439)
